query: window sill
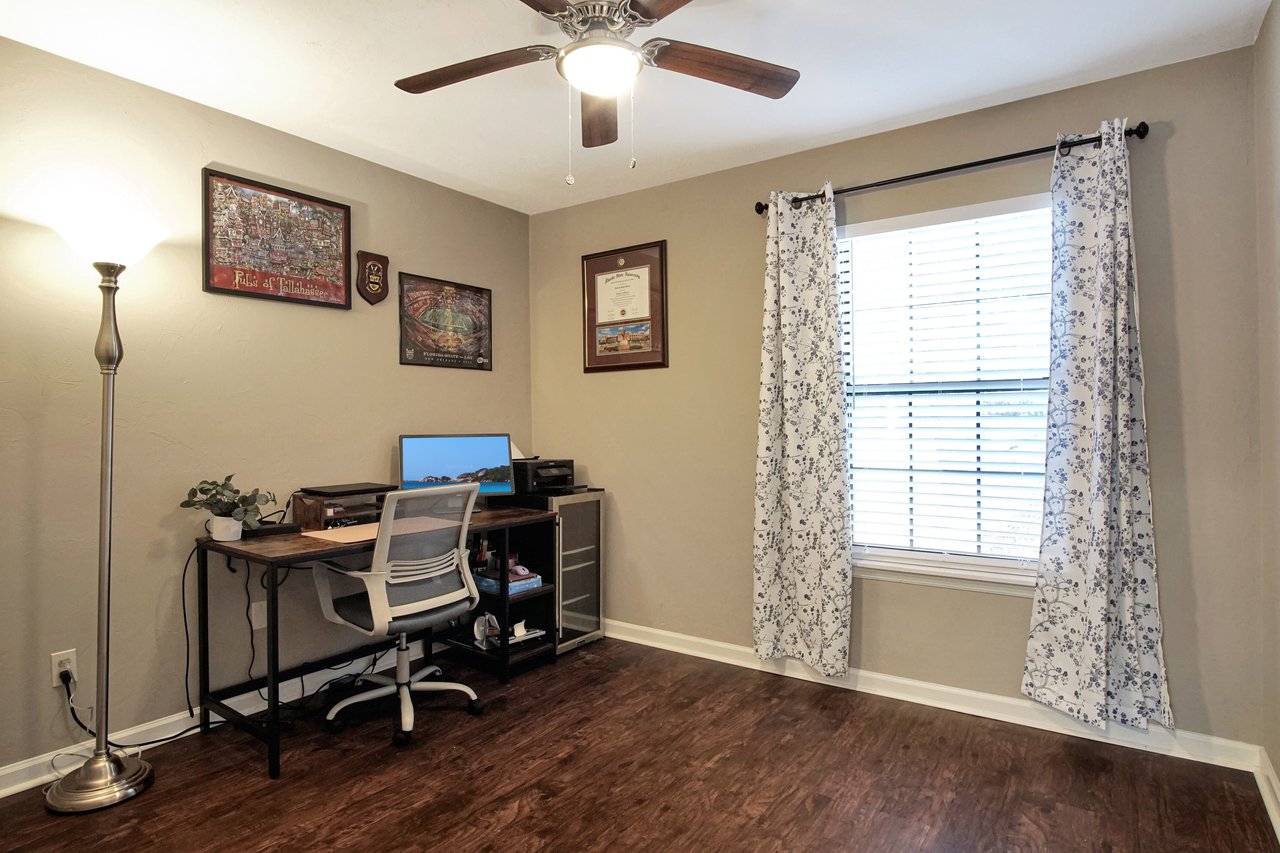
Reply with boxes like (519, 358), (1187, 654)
(852, 549), (1036, 598)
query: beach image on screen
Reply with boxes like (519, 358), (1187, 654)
(400, 435), (513, 494)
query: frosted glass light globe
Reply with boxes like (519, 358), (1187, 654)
(557, 38), (641, 98)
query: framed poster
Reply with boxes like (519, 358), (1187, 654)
(582, 240), (668, 372)
(202, 168), (351, 309)
(399, 272), (493, 370)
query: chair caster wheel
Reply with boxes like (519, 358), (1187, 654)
(324, 716), (346, 734)
(467, 698), (485, 716)
(392, 729), (411, 747)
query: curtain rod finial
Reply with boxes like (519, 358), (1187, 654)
(754, 201), (767, 215)
(1128, 121), (1149, 139)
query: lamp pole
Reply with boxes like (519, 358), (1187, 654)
(45, 262), (154, 813)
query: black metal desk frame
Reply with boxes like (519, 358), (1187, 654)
(195, 505), (558, 779)
(197, 534), (374, 779)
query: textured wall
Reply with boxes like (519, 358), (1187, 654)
(1254, 4), (1280, 766)
(0, 39), (532, 766)
(530, 49), (1265, 742)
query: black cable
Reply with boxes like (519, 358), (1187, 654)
(243, 557), (255, 678)
(179, 543), (198, 717)
(280, 648), (391, 713)
(241, 558), (274, 702)
(59, 673), (220, 749)
(259, 564), (291, 590)
(239, 558), (307, 702)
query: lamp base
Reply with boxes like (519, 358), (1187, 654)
(44, 752), (153, 814)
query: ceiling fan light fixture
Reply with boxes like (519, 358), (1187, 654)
(556, 36), (641, 98)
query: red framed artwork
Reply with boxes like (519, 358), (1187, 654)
(202, 168), (351, 309)
(582, 240), (668, 372)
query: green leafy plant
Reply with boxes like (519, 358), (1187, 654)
(180, 474), (276, 529)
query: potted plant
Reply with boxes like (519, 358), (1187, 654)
(181, 474), (276, 542)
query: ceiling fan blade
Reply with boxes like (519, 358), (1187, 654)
(643, 39), (799, 99)
(395, 46), (556, 94)
(515, 0), (571, 13)
(629, 0), (694, 20)
(581, 93), (619, 148)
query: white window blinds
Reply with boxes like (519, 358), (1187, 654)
(838, 201), (1051, 560)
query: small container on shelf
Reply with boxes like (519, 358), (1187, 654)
(473, 568), (542, 596)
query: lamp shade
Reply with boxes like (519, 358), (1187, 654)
(557, 37), (642, 98)
(53, 213), (168, 268)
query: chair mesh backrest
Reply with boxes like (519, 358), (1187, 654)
(372, 485), (476, 612)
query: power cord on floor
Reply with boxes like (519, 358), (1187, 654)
(57, 669), (219, 749)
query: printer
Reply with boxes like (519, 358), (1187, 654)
(513, 458), (578, 494)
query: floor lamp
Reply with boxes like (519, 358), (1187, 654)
(45, 220), (166, 814)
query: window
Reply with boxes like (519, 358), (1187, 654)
(838, 196), (1050, 587)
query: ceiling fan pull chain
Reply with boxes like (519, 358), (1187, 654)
(630, 79), (638, 170)
(566, 85), (576, 186)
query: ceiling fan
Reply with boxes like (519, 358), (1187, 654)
(394, 0), (800, 148)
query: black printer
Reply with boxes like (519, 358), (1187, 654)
(513, 458), (581, 494)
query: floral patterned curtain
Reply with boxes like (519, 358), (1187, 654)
(753, 183), (854, 678)
(1022, 119), (1174, 730)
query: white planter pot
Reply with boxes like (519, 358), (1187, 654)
(208, 515), (243, 542)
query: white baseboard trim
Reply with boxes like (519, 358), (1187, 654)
(604, 618), (1273, 780)
(0, 642), (427, 801)
(1258, 749), (1280, 839)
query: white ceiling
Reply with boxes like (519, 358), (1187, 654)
(0, 0), (1271, 214)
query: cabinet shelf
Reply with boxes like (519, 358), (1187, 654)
(443, 636), (555, 666)
(478, 583), (555, 604)
(462, 512), (559, 682)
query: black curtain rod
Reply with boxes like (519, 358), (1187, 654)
(752, 121), (1150, 215)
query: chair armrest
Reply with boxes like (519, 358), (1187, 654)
(458, 550), (480, 608)
(313, 559), (380, 627)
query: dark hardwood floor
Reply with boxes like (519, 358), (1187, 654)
(1, 640), (1275, 852)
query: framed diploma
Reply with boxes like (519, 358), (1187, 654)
(582, 240), (668, 372)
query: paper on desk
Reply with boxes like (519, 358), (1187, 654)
(300, 523), (380, 543)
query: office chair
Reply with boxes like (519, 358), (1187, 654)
(313, 484), (484, 745)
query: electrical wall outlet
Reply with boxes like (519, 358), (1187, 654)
(250, 600), (267, 630)
(50, 649), (77, 687)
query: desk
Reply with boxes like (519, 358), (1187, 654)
(197, 505), (557, 778)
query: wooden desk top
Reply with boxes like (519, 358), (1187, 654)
(468, 505), (557, 532)
(198, 505), (557, 567)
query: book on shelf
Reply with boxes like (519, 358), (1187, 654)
(473, 569), (542, 596)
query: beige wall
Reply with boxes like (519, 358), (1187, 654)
(0, 39), (532, 765)
(1255, 4), (1280, 765)
(530, 49), (1265, 742)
